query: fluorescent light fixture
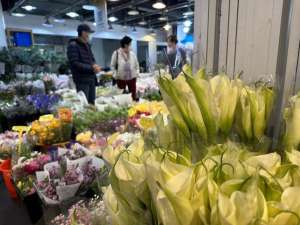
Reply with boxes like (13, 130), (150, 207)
(93, 22), (96, 26)
(21, 5), (37, 11)
(183, 11), (194, 16)
(183, 26), (190, 33)
(150, 28), (156, 35)
(158, 16), (168, 21)
(128, 9), (139, 16)
(138, 19), (147, 26)
(82, 5), (96, 10)
(108, 16), (118, 22)
(163, 23), (171, 31)
(66, 12), (79, 18)
(11, 13), (26, 17)
(183, 20), (192, 27)
(152, 1), (166, 9)
(53, 18), (65, 23)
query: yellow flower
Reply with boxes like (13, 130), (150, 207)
(139, 117), (155, 130)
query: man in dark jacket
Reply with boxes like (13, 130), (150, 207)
(67, 24), (102, 105)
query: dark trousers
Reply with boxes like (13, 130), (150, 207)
(75, 79), (96, 105)
(116, 78), (137, 101)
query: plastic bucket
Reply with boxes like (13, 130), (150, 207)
(0, 159), (17, 199)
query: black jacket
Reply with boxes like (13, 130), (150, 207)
(67, 38), (96, 82)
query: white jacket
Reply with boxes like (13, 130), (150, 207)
(111, 49), (140, 80)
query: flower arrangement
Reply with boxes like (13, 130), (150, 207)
(0, 131), (19, 159)
(26, 94), (60, 113)
(128, 101), (168, 130)
(12, 153), (51, 196)
(73, 107), (128, 134)
(42, 74), (55, 94)
(36, 156), (103, 204)
(51, 198), (111, 225)
(28, 111), (72, 146)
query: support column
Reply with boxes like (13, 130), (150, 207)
(0, 1), (7, 48)
(148, 41), (157, 71)
(93, 0), (108, 32)
(131, 40), (138, 55)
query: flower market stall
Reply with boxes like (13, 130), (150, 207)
(2, 64), (300, 225)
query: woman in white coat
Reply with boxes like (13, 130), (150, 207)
(111, 36), (139, 101)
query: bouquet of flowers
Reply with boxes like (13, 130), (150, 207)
(42, 74), (55, 93)
(73, 108), (128, 134)
(26, 94), (60, 113)
(28, 109), (72, 146)
(36, 156), (104, 204)
(128, 101), (168, 130)
(0, 131), (19, 159)
(51, 198), (111, 225)
(12, 153), (51, 196)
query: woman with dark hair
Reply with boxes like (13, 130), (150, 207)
(111, 36), (139, 101)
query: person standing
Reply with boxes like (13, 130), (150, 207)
(166, 35), (187, 79)
(67, 24), (102, 105)
(111, 36), (139, 101)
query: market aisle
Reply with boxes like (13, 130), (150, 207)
(0, 177), (31, 225)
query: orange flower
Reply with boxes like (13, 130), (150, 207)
(58, 108), (73, 123)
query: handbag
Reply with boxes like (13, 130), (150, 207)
(115, 50), (119, 70)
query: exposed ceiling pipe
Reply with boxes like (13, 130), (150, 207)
(9, 0), (27, 13)
(49, 0), (87, 17)
(117, 1), (194, 25)
(85, 0), (150, 21)
(109, 0), (149, 14)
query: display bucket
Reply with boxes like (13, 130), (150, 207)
(0, 159), (17, 199)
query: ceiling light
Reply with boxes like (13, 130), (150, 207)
(66, 12), (79, 18)
(11, 13), (26, 17)
(93, 22), (96, 26)
(152, 1), (166, 9)
(53, 18), (65, 23)
(21, 5), (37, 11)
(108, 16), (118, 22)
(183, 20), (192, 27)
(183, 11), (194, 16)
(150, 28), (156, 36)
(138, 19), (147, 26)
(158, 16), (168, 21)
(82, 5), (96, 10)
(183, 26), (190, 33)
(128, 9), (139, 16)
(43, 18), (53, 28)
(163, 23), (171, 31)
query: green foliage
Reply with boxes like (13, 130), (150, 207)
(73, 107), (129, 133)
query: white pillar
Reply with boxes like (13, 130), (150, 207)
(148, 41), (157, 71)
(93, 1), (108, 32)
(131, 40), (138, 55)
(0, 2), (7, 48)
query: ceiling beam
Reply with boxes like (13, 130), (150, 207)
(49, 0), (87, 17)
(10, 0), (28, 13)
(109, 0), (150, 14)
(117, 1), (194, 24)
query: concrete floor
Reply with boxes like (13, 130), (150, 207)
(0, 176), (32, 225)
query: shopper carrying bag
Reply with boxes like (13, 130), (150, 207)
(111, 36), (140, 101)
